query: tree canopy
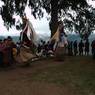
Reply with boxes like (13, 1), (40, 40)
(0, 0), (95, 38)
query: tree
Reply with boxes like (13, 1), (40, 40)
(0, 0), (95, 38)
(63, 6), (95, 39)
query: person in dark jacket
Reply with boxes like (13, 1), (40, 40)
(91, 40), (95, 59)
(68, 41), (73, 56)
(0, 39), (3, 67)
(78, 40), (84, 55)
(84, 39), (89, 55)
(73, 40), (78, 56)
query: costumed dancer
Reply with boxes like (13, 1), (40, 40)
(15, 15), (36, 65)
(55, 21), (68, 61)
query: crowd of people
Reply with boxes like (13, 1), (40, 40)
(67, 39), (95, 58)
(0, 35), (95, 68)
(0, 36), (55, 67)
(36, 38), (95, 59)
(36, 40), (55, 57)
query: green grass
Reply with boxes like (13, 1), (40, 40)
(30, 56), (95, 95)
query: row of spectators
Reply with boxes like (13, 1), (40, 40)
(67, 39), (95, 57)
(36, 39), (95, 59)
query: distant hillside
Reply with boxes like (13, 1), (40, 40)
(67, 33), (95, 42)
(88, 34), (95, 42)
(67, 34), (81, 42)
(0, 33), (95, 44)
(0, 36), (20, 43)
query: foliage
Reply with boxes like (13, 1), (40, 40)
(63, 7), (95, 39)
(0, 0), (95, 38)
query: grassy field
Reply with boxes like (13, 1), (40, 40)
(0, 56), (95, 95)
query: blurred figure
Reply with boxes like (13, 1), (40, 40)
(2, 36), (16, 67)
(70, 41), (73, 56)
(67, 41), (73, 56)
(78, 40), (84, 55)
(55, 21), (67, 61)
(2, 38), (10, 66)
(73, 40), (78, 56)
(48, 40), (55, 51)
(84, 39), (89, 55)
(37, 44), (42, 54)
(36, 44), (43, 57)
(0, 39), (3, 67)
(7, 36), (17, 65)
(67, 41), (70, 55)
(16, 42), (21, 55)
(91, 40), (95, 59)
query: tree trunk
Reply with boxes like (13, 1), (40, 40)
(49, 0), (58, 37)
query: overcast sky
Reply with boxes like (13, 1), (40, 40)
(0, 0), (95, 36)
(0, 1), (50, 36)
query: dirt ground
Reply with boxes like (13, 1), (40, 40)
(0, 58), (75, 95)
(0, 56), (94, 95)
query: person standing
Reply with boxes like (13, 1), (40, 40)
(55, 21), (67, 61)
(69, 41), (73, 56)
(78, 40), (84, 55)
(91, 40), (95, 59)
(84, 39), (89, 55)
(0, 39), (3, 67)
(2, 39), (10, 67)
(7, 36), (17, 65)
(73, 40), (78, 56)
